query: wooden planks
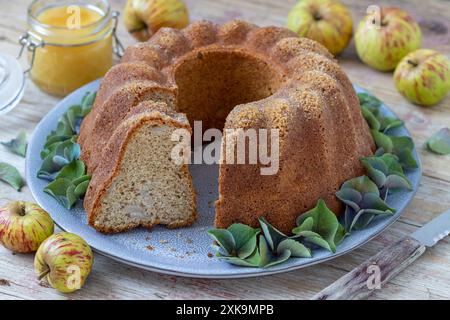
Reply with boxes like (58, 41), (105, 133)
(0, 0), (449, 300)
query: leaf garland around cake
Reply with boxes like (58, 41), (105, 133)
(208, 91), (419, 268)
(38, 92), (96, 209)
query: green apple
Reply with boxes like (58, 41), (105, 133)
(394, 49), (450, 106)
(287, 0), (353, 56)
(0, 201), (54, 253)
(355, 7), (421, 71)
(124, 0), (190, 42)
(34, 232), (94, 293)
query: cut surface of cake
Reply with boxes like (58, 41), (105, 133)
(79, 20), (375, 234)
(83, 102), (196, 233)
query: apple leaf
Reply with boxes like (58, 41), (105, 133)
(426, 128), (450, 155)
(1, 131), (28, 157)
(0, 162), (24, 191)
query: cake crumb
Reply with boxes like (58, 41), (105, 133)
(159, 239), (168, 244)
(207, 252), (214, 258)
(177, 232), (182, 238)
(0, 279), (10, 286)
(146, 245), (154, 251)
(186, 238), (193, 244)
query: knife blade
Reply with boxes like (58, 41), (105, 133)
(411, 209), (450, 247)
(311, 209), (450, 300)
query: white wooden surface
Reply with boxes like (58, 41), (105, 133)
(0, 0), (449, 300)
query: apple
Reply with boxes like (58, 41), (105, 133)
(0, 201), (54, 253)
(34, 232), (94, 293)
(355, 7), (422, 71)
(124, 0), (190, 42)
(394, 49), (450, 106)
(287, 0), (353, 56)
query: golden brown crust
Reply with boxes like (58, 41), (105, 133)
(80, 20), (374, 235)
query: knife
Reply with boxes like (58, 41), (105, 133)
(311, 209), (450, 300)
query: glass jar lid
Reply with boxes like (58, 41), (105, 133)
(0, 53), (26, 115)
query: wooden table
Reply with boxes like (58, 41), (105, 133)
(1, 0), (449, 300)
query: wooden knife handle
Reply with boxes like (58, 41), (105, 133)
(311, 236), (426, 300)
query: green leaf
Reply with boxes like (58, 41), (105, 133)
(81, 91), (96, 111)
(1, 131), (27, 157)
(38, 137), (80, 180)
(379, 117), (404, 133)
(258, 235), (292, 268)
(44, 178), (78, 209)
(0, 162), (24, 191)
(207, 229), (235, 255)
(371, 130), (418, 169)
(258, 217), (289, 252)
(227, 224), (260, 259)
(361, 106), (381, 131)
(218, 247), (260, 267)
(361, 154), (412, 191)
(277, 239), (311, 258)
(341, 176), (380, 195)
(72, 175), (91, 186)
(426, 128), (450, 155)
(358, 92), (382, 109)
(74, 180), (90, 198)
(295, 199), (340, 253)
(55, 160), (86, 181)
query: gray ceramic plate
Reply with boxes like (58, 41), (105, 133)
(26, 79), (422, 278)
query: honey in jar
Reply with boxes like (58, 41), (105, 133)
(25, 0), (118, 96)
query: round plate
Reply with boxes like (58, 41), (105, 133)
(26, 79), (422, 279)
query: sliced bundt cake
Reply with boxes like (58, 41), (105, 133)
(83, 101), (196, 233)
(79, 20), (374, 234)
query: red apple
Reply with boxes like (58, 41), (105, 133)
(0, 201), (54, 253)
(34, 232), (94, 293)
(394, 49), (450, 106)
(355, 7), (422, 71)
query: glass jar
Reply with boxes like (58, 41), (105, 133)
(20, 0), (123, 96)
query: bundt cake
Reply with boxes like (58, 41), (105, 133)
(79, 20), (375, 234)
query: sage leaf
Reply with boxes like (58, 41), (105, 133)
(1, 131), (27, 157)
(0, 162), (24, 191)
(426, 128), (450, 155)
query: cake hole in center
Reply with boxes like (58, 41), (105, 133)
(173, 49), (284, 133)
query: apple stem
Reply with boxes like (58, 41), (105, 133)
(38, 268), (50, 281)
(9, 201), (25, 216)
(407, 60), (419, 67)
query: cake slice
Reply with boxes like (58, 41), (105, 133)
(83, 101), (197, 233)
